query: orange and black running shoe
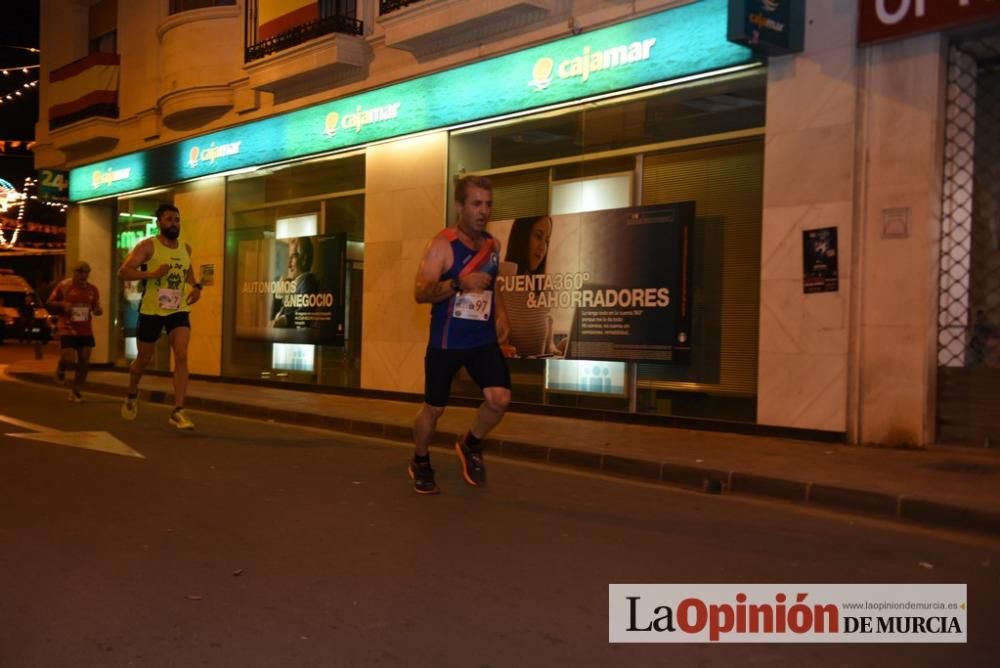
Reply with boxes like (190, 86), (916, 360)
(455, 439), (486, 487)
(408, 459), (440, 495)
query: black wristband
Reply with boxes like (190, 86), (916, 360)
(450, 277), (461, 293)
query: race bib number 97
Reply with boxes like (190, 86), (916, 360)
(452, 290), (492, 321)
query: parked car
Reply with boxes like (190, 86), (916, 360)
(0, 269), (54, 343)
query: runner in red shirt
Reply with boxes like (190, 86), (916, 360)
(47, 261), (103, 402)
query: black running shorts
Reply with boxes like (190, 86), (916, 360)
(60, 334), (96, 349)
(136, 312), (191, 343)
(424, 343), (511, 407)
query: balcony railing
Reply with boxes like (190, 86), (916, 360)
(379, 0), (422, 15)
(245, 0), (363, 63)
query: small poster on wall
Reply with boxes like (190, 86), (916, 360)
(803, 227), (839, 294)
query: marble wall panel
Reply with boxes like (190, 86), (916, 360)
(361, 340), (426, 395)
(361, 133), (449, 392)
(75, 204), (115, 364)
(762, 124), (855, 208)
(798, 0), (859, 53)
(757, 7), (858, 433)
(365, 133), (449, 194)
(759, 279), (850, 357)
(175, 178), (225, 377)
(856, 34), (943, 445)
(859, 324), (934, 445)
(758, 350), (847, 431)
(766, 46), (858, 133)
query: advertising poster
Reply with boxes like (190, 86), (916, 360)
(235, 234), (346, 345)
(491, 202), (693, 363)
(803, 227), (838, 294)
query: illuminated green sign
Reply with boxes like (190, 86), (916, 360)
(73, 154), (149, 201)
(69, 0), (753, 201)
(115, 215), (158, 249)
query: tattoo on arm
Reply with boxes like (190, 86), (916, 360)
(414, 237), (456, 304)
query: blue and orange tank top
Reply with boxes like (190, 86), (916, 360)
(429, 228), (500, 350)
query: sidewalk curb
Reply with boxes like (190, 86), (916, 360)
(13, 371), (1000, 537)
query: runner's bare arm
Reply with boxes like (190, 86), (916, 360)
(46, 281), (65, 312)
(414, 237), (457, 304)
(118, 239), (168, 281)
(92, 286), (103, 317)
(185, 247), (201, 305)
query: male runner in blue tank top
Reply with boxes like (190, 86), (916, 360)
(410, 175), (512, 494)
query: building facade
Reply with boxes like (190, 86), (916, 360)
(35, 0), (1000, 447)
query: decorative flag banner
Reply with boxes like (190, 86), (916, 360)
(258, 0), (318, 41)
(48, 52), (119, 129)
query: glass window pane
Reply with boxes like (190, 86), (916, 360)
(223, 153), (365, 388)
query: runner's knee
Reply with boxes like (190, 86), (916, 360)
(423, 404), (446, 421)
(484, 388), (511, 413)
(131, 350), (153, 370)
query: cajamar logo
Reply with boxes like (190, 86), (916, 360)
(530, 57), (555, 91)
(91, 167), (132, 189)
(323, 102), (401, 138)
(187, 141), (242, 168)
(529, 38), (656, 90)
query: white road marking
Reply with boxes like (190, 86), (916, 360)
(0, 414), (52, 432)
(0, 414), (145, 459)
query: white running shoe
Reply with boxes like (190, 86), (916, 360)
(169, 408), (195, 430)
(121, 397), (138, 420)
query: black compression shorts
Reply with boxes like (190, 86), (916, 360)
(424, 343), (511, 407)
(60, 335), (96, 349)
(136, 312), (190, 343)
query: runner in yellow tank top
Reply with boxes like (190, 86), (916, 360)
(118, 204), (203, 429)
(139, 235), (192, 316)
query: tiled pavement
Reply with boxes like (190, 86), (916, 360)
(5, 356), (999, 537)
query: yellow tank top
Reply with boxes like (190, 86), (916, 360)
(139, 237), (192, 316)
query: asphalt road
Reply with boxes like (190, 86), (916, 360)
(1, 366), (997, 667)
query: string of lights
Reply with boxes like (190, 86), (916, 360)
(0, 45), (39, 107)
(1, 175), (68, 251)
(0, 45), (61, 253)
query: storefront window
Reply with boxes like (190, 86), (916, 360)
(448, 70), (765, 421)
(223, 153), (365, 387)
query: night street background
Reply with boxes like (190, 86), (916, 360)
(1, 345), (997, 667)
(0, 0), (40, 186)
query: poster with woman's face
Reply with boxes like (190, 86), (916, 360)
(490, 201), (694, 363)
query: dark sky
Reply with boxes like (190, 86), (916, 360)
(0, 0), (40, 186)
